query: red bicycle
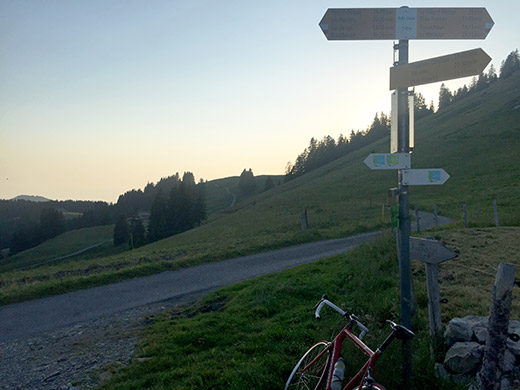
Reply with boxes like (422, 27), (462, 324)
(285, 295), (414, 390)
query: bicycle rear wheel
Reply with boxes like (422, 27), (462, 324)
(285, 341), (331, 390)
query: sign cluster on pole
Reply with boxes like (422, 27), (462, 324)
(318, 4), (494, 382)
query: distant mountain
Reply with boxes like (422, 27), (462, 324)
(11, 195), (51, 202)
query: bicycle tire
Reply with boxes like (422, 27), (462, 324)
(285, 341), (331, 390)
(354, 384), (387, 390)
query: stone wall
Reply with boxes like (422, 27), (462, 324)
(438, 316), (520, 389)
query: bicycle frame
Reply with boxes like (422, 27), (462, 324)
(300, 322), (381, 390)
(328, 322), (381, 389)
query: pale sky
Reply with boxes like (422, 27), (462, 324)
(1, 1), (518, 202)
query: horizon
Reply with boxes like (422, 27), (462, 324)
(1, 1), (518, 203)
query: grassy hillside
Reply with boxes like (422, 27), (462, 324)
(205, 174), (284, 215)
(0, 225), (117, 273)
(1, 72), (519, 305)
(99, 227), (520, 389)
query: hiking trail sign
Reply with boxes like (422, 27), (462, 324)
(364, 153), (411, 170)
(319, 8), (494, 41)
(390, 48), (491, 90)
(410, 237), (457, 264)
(402, 169), (450, 186)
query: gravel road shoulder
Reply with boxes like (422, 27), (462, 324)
(0, 292), (207, 390)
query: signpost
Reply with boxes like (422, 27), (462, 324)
(319, 8), (494, 40)
(318, 5), (493, 383)
(410, 237), (457, 359)
(363, 153), (411, 170)
(402, 168), (450, 186)
(410, 237), (457, 264)
(390, 48), (492, 90)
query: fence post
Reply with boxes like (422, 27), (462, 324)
(480, 263), (515, 390)
(425, 262), (444, 361)
(300, 210), (308, 231)
(415, 205), (420, 233)
(463, 204), (468, 228)
(493, 200), (499, 227)
(433, 204), (438, 231)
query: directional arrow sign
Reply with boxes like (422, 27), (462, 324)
(390, 48), (491, 90)
(402, 169), (450, 185)
(319, 8), (493, 40)
(410, 237), (457, 264)
(364, 153), (411, 170)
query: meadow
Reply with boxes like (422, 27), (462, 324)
(0, 72), (518, 306)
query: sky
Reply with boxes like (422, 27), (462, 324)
(1, 1), (518, 203)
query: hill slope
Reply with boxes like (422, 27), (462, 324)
(1, 72), (519, 305)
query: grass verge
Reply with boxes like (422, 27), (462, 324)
(97, 234), (474, 390)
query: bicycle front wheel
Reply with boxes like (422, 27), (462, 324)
(285, 341), (331, 390)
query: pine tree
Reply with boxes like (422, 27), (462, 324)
(113, 215), (129, 246)
(239, 169), (256, 196)
(129, 219), (146, 249)
(438, 83), (453, 110)
(148, 191), (170, 242)
(264, 176), (274, 191)
(500, 49), (520, 79)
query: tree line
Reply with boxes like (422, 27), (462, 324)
(1, 172), (207, 255)
(285, 112), (391, 180)
(285, 49), (520, 181)
(0, 200), (111, 254)
(113, 172), (206, 249)
(438, 49), (520, 110)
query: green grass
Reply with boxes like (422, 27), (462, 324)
(1, 73), (519, 305)
(205, 174), (284, 215)
(98, 235), (464, 390)
(0, 225), (117, 273)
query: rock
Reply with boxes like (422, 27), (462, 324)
(435, 362), (450, 379)
(501, 377), (513, 390)
(474, 326), (488, 344)
(504, 349), (517, 373)
(445, 318), (474, 345)
(444, 342), (483, 375)
(98, 371), (113, 382)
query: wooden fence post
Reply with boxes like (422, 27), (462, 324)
(300, 210), (309, 231)
(480, 263), (515, 390)
(426, 262), (444, 361)
(433, 204), (438, 231)
(415, 205), (420, 233)
(493, 200), (499, 227)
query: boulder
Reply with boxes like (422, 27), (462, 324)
(445, 318), (473, 345)
(444, 342), (483, 375)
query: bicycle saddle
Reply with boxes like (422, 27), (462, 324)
(386, 320), (415, 340)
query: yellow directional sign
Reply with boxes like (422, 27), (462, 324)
(389, 48), (491, 90)
(319, 8), (494, 40)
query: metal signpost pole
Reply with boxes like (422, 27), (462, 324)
(396, 38), (413, 384)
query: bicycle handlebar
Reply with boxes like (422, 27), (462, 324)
(315, 298), (346, 319)
(314, 298), (370, 339)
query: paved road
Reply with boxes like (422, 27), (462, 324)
(0, 210), (451, 343)
(0, 231), (382, 342)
